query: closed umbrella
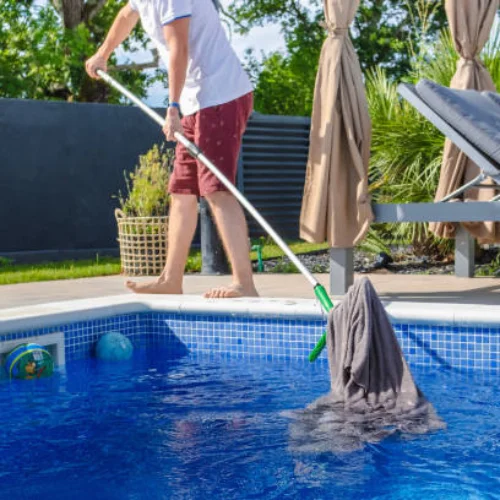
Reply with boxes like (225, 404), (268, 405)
(429, 0), (499, 243)
(300, 0), (373, 248)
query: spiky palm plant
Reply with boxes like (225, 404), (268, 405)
(366, 23), (500, 256)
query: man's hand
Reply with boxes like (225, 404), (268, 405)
(84, 5), (138, 78)
(163, 107), (183, 142)
(85, 53), (108, 80)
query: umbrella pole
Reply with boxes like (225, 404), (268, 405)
(97, 70), (332, 361)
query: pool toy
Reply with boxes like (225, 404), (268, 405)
(5, 343), (54, 379)
(97, 70), (334, 362)
(96, 332), (133, 361)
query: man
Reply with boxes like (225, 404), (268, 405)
(86, 0), (258, 299)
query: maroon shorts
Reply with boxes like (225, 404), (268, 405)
(169, 92), (253, 197)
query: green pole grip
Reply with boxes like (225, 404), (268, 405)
(308, 333), (326, 363)
(314, 284), (334, 312)
(309, 285), (334, 362)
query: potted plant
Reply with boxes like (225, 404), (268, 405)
(115, 143), (173, 276)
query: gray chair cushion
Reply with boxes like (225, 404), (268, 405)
(483, 91), (500, 109)
(415, 79), (500, 172)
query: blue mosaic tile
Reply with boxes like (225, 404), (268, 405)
(1, 313), (143, 362)
(1, 311), (500, 371)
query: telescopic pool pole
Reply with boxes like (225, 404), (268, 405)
(97, 70), (331, 362)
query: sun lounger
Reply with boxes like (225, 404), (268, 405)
(398, 79), (500, 202)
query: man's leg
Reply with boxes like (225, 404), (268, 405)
(195, 92), (258, 298)
(203, 191), (258, 298)
(126, 194), (198, 294)
(127, 111), (200, 295)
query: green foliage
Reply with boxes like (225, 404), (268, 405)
(476, 252), (500, 277)
(0, 0), (162, 102)
(356, 229), (392, 256)
(354, 0), (446, 79)
(0, 256), (14, 267)
(483, 26), (500, 88)
(269, 258), (299, 274)
(116, 144), (172, 217)
(247, 52), (316, 116)
(226, 0), (447, 115)
(410, 29), (457, 86)
(0, 1), (74, 100)
(240, 0), (324, 116)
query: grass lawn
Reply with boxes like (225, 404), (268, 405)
(0, 241), (329, 286)
(0, 257), (122, 286)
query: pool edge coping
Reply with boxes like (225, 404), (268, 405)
(0, 294), (499, 335)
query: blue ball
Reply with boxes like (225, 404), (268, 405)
(96, 332), (133, 361)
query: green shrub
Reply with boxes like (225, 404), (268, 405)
(116, 144), (173, 217)
(476, 255), (500, 277)
(0, 256), (13, 267)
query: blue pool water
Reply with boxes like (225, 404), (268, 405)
(1, 348), (499, 500)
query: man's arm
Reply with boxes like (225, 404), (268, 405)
(86, 5), (139, 79)
(162, 18), (190, 141)
(163, 18), (190, 105)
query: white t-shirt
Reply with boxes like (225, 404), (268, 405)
(128, 0), (253, 116)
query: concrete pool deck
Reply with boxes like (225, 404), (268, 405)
(0, 272), (499, 309)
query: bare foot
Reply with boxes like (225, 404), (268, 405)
(203, 283), (259, 299)
(125, 277), (182, 295)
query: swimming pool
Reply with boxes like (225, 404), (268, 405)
(1, 295), (499, 498)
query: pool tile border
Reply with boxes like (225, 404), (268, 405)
(0, 295), (499, 369)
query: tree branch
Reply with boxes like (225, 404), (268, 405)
(216, 2), (248, 33)
(289, 0), (309, 26)
(50, 0), (62, 14)
(59, 0), (84, 29)
(109, 49), (160, 72)
(83, 0), (107, 24)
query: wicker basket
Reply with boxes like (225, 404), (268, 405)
(115, 209), (168, 276)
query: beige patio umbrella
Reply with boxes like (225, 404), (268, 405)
(299, 0), (373, 248)
(429, 0), (499, 243)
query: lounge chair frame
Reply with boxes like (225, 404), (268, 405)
(329, 82), (500, 295)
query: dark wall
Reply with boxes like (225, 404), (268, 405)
(0, 100), (310, 261)
(0, 98), (166, 258)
